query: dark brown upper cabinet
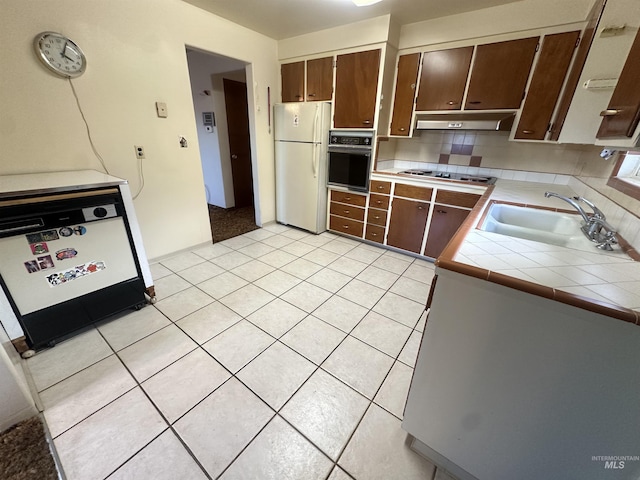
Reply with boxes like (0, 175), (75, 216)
(281, 61), (304, 102)
(415, 47), (473, 111)
(390, 53), (421, 136)
(549, 0), (606, 141)
(597, 27), (640, 138)
(306, 57), (333, 101)
(334, 49), (381, 128)
(515, 31), (580, 140)
(465, 37), (539, 110)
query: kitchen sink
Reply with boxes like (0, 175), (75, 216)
(480, 203), (585, 247)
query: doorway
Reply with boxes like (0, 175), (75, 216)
(185, 48), (259, 242)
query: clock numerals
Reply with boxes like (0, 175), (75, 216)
(35, 32), (85, 78)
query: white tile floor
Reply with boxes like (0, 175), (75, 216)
(26, 224), (447, 480)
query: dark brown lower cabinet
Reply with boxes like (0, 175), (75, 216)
(386, 198), (430, 254)
(423, 205), (470, 258)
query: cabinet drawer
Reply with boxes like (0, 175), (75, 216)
(369, 194), (390, 210)
(367, 208), (388, 226)
(434, 190), (481, 209)
(330, 190), (367, 207)
(394, 183), (433, 201)
(370, 180), (391, 195)
(365, 224), (386, 244)
(330, 215), (364, 237)
(330, 202), (365, 221)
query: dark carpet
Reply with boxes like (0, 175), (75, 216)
(0, 416), (58, 480)
(208, 204), (259, 243)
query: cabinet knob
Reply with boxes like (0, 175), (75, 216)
(417, 205), (424, 210)
(600, 109), (622, 117)
(376, 200), (382, 204)
(362, 120), (372, 125)
(399, 128), (406, 131)
(371, 233), (378, 236)
(521, 130), (534, 134)
(344, 210), (350, 214)
(437, 209), (447, 214)
(447, 101), (458, 105)
(308, 93), (316, 97)
(231, 154), (238, 159)
(377, 185), (384, 190)
(468, 101), (481, 105)
(345, 196), (351, 200)
(374, 215), (380, 219)
(343, 225), (349, 229)
(410, 83), (416, 89)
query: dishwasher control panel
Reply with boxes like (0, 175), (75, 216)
(82, 204), (118, 222)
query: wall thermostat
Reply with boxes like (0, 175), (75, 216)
(203, 112), (215, 127)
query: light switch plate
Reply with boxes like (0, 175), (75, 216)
(156, 102), (168, 118)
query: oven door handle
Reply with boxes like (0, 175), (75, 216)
(327, 146), (372, 156)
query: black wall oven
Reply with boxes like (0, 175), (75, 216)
(327, 131), (373, 193)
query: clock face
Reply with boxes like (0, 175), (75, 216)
(34, 32), (86, 78)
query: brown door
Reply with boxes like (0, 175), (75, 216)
(465, 37), (539, 110)
(281, 61), (304, 102)
(423, 205), (470, 259)
(415, 47), (473, 111)
(390, 53), (421, 136)
(334, 49), (381, 128)
(223, 78), (254, 208)
(515, 31), (580, 140)
(597, 27), (640, 138)
(306, 57), (333, 101)
(386, 198), (430, 254)
(549, 0), (606, 141)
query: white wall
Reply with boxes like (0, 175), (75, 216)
(398, 0), (593, 49)
(186, 50), (246, 208)
(0, 0), (279, 260)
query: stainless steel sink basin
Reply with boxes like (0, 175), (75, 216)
(480, 204), (585, 247)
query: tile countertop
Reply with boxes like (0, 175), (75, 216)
(438, 179), (640, 324)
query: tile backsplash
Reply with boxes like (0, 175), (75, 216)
(377, 131), (640, 250)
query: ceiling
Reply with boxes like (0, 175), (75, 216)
(183, 0), (523, 40)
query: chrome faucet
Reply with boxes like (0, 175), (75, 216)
(544, 191), (617, 250)
(544, 192), (591, 224)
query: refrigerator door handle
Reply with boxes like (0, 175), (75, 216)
(313, 104), (320, 143)
(312, 143), (319, 178)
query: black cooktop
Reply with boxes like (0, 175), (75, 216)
(400, 169), (497, 185)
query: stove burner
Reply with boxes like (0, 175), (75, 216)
(400, 170), (497, 185)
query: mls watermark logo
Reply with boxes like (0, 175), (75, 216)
(592, 455), (640, 469)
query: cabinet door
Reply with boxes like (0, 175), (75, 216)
(549, 0), (606, 141)
(415, 47), (473, 111)
(307, 57), (333, 101)
(334, 49), (381, 128)
(597, 27), (640, 138)
(515, 31), (580, 140)
(423, 205), (470, 258)
(386, 198), (430, 254)
(465, 37), (539, 110)
(281, 61), (305, 102)
(390, 53), (421, 135)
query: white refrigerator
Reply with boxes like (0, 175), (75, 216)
(274, 102), (332, 234)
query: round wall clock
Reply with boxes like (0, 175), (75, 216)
(34, 32), (86, 78)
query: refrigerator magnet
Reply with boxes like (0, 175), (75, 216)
(37, 255), (54, 270)
(56, 248), (78, 261)
(41, 230), (60, 241)
(30, 242), (48, 255)
(59, 227), (73, 237)
(74, 225), (87, 235)
(24, 260), (40, 273)
(26, 233), (44, 244)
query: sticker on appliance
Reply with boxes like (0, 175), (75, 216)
(56, 248), (78, 261)
(26, 233), (43, 244)
(40, 230), (60, 241)
(30, 242), (48, 255)
(74, 226), (87, 235)
(46, 260), (106, 287)
(24, 260), (40, 273)
(59, 227), (73, 237)
(37, 255), (54, 270)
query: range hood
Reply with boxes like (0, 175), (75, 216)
(415, 112), (516, 131)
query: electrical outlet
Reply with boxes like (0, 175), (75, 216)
(134, 145), (145, 159)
